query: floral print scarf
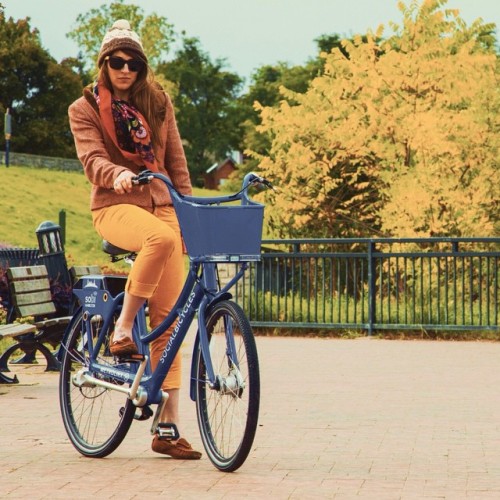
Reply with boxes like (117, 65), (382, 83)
(93, 82), (158, 171)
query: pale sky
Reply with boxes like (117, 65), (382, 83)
(3, 0), (499, 82)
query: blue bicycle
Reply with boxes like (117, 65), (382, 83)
(58, 170), (270, 472)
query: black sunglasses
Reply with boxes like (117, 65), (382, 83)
(106, 56), (144, 72)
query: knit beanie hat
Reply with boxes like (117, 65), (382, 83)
(97, 19), (147, 67)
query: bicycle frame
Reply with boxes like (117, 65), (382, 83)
(63, 170), (266, 406)
(70, 258), (249, 408)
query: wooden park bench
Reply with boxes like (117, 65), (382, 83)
(0, 265), (72, 383)
(0, 264), (99, 384)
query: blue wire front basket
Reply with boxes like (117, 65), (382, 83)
(172, 197), (264, 263)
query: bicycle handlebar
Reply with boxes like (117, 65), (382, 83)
(132, 170), (274, 206)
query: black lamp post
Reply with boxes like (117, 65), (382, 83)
(4, 108), (11, 167)
(36, 221), (72, 315)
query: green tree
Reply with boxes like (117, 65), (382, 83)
(228, 36), (348, 192)
(0, 14), (83, 157)
(223, 61), (322, 192)
(253, 0), (499, 239)
(159, 37), (244, 185)
(241, 63), (316, 141)
(67, 0), (175, 72)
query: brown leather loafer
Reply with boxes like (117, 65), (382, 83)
(109, 333), (138, 357)
(152, 435), (202, 460)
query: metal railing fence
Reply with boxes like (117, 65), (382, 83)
(231, 238), (500, 334)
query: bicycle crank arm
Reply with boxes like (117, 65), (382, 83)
(150, 390), (169, 436)
(128, 355), (149, 402)
(72, 356), (149, 406)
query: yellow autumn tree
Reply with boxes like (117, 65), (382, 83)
(253, 0), (499, 238)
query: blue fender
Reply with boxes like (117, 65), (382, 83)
(189, 292), (232, 401)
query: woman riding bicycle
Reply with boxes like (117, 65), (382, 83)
(68, 19), (201, 460)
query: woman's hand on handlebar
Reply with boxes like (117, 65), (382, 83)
(113, 170), (137, 194)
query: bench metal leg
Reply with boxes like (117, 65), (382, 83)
(0, 371), (19, 384)
(36, 343), (61, 372)
(10, 349), (38, 365)
(0, 343), (24, 383)
(0, 342), (60, 374)
(0, 343), (22, 372)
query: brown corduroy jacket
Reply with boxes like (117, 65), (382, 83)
(68, 88), (192, 211)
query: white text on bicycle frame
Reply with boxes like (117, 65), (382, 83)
(160, 291), (196, 364)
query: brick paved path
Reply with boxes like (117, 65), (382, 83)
(1, 335), (500, 499)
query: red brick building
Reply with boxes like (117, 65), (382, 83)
(203, 157), (238, 190)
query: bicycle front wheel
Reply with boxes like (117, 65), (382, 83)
(194, 300), (260, 472)
(59, 309), (135, 457)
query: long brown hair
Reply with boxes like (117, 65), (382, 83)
(98, 51), (166, 149)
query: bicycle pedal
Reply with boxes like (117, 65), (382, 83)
(156, 422), (180, 441)
(135, 405), (154, 421)
(119, 405), (153, 421)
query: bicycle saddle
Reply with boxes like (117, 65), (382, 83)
(102, 240), (133, 256)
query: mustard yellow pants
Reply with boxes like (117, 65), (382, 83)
(92, 204), (184, 389)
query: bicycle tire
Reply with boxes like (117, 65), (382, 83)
(194, 300), (260, 472)
(59, 309), (135, 458)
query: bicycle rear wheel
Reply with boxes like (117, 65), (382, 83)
(194, 300), (260, 472)
(59, 309), (135, 457)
